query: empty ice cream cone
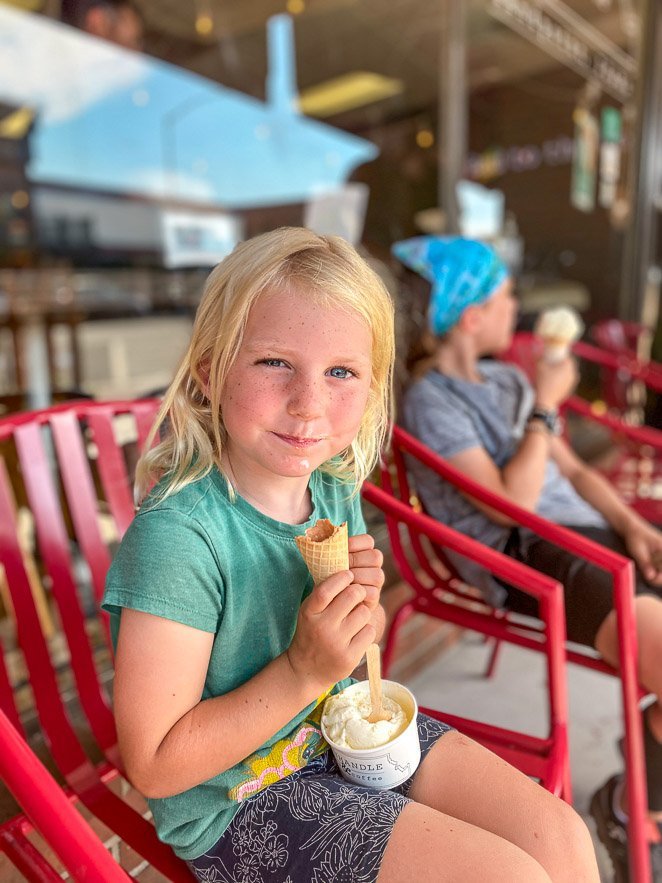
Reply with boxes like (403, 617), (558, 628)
(295, 518), (349, 584)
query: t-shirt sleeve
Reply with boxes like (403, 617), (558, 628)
(102, 508), (223, 634)
(404, 382), (484, 461)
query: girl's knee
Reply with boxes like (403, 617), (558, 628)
(546, 798), (599, 879)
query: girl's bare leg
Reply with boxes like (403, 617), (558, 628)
(378, 801), (552, 883)
(379, 730), (599, 883)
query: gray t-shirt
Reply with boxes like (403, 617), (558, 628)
(403, 362), (605, 603)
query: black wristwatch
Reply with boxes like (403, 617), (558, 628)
(528, 407), (562, 436)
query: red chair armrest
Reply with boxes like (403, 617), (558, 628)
(0, 710), (129, 881)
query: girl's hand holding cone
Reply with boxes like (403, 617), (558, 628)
(288, 521), (384, 693)
(286, 567), (375, 694)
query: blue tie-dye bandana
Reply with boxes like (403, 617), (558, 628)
(392, 236), (509, 335)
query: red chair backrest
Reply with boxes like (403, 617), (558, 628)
(0, 400), (160, 772)
(592, 319), (646, 356)
(379, 428), (470, 597)
(0, 399), (205, 881)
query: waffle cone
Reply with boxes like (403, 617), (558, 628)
(295, 519), (349, 584)
(541, 336), (571, 363)
(541, 334), (572, 346)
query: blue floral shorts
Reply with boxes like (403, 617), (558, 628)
(188, 713), (451, 883)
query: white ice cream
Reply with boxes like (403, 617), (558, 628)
(535, 306), (584, 344)
(322, 689), (409, 750)
(535, 306), (584, 362)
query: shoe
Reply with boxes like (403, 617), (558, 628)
(590, 776), (630, 882)
(590, 775), (662, 882)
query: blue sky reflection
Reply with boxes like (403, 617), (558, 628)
(0, 5), (378, 208)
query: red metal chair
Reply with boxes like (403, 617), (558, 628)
(361, 480), (571, 799)
(504, 331), (662, 524)
(0, 399), (193, 880)
(0, 706), (130, 881)
(590, 319), (662, 426)
(592, 319), (650, 367)
(378, 425), (650, 883)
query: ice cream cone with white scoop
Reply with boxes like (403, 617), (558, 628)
(534, 306), (584, 363)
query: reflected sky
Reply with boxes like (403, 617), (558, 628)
(0, 6), (378, 208)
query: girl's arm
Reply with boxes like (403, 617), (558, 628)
(114, 568), (375, 799)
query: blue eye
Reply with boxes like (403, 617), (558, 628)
(328, 366), (355, 379)
(258, 358), (288, 368)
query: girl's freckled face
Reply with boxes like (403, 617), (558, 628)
(220, 287), (372, 484)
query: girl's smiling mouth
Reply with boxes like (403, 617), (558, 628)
(273, 433), (324, 448)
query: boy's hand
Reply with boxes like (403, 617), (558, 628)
(534, 356), (578, 410)
(348, 533), (385, 611)
(624, 519), (662, 587)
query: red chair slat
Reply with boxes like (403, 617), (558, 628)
(0, 640), (21, 736)
(86, 409), (136, 538)
(134, 398), (162, 451)
(0, 827), (66, 882)
(0, 459), (92, 773)
(50, 411), (112, 609)
(14, 422), (117, 758)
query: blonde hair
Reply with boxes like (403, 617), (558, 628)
(136, 227), (395, 503)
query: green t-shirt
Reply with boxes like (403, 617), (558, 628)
(102, 467), (366, 860)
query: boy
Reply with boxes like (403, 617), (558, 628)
(396, 235), (662, 882)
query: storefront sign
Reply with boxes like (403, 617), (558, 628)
(465, 134), (574, 182)
(488, 0), (635, 101)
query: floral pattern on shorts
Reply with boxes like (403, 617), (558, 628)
(188, 713), (451, 883)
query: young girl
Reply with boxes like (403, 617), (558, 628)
(104, 227), (598, 882)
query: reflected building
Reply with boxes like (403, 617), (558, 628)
(0, 7), (377, 269)
(0, 102), (35, 266)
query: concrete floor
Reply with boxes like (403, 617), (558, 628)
(404, 633), (624, 881)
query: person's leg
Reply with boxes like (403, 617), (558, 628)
(379, 800), (553, 883)
(507, 527), (662, 877)
(192, 745), (560, 883)
(384, 729), (598, 883)
(511, 528), (662, 804)
(595, 595), (662, 815)
(595, 596), (662, 742)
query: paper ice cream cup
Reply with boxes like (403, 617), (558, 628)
(321, 680), (420, 790)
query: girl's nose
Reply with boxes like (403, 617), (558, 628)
(287, 376), (325, 419)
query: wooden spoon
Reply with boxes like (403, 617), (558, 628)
(366, 643), (392, 723)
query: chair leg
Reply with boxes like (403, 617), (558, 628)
(484, 638), (503, 679)
(0, 828), (65, 881)
(381, 601), (416, 678)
